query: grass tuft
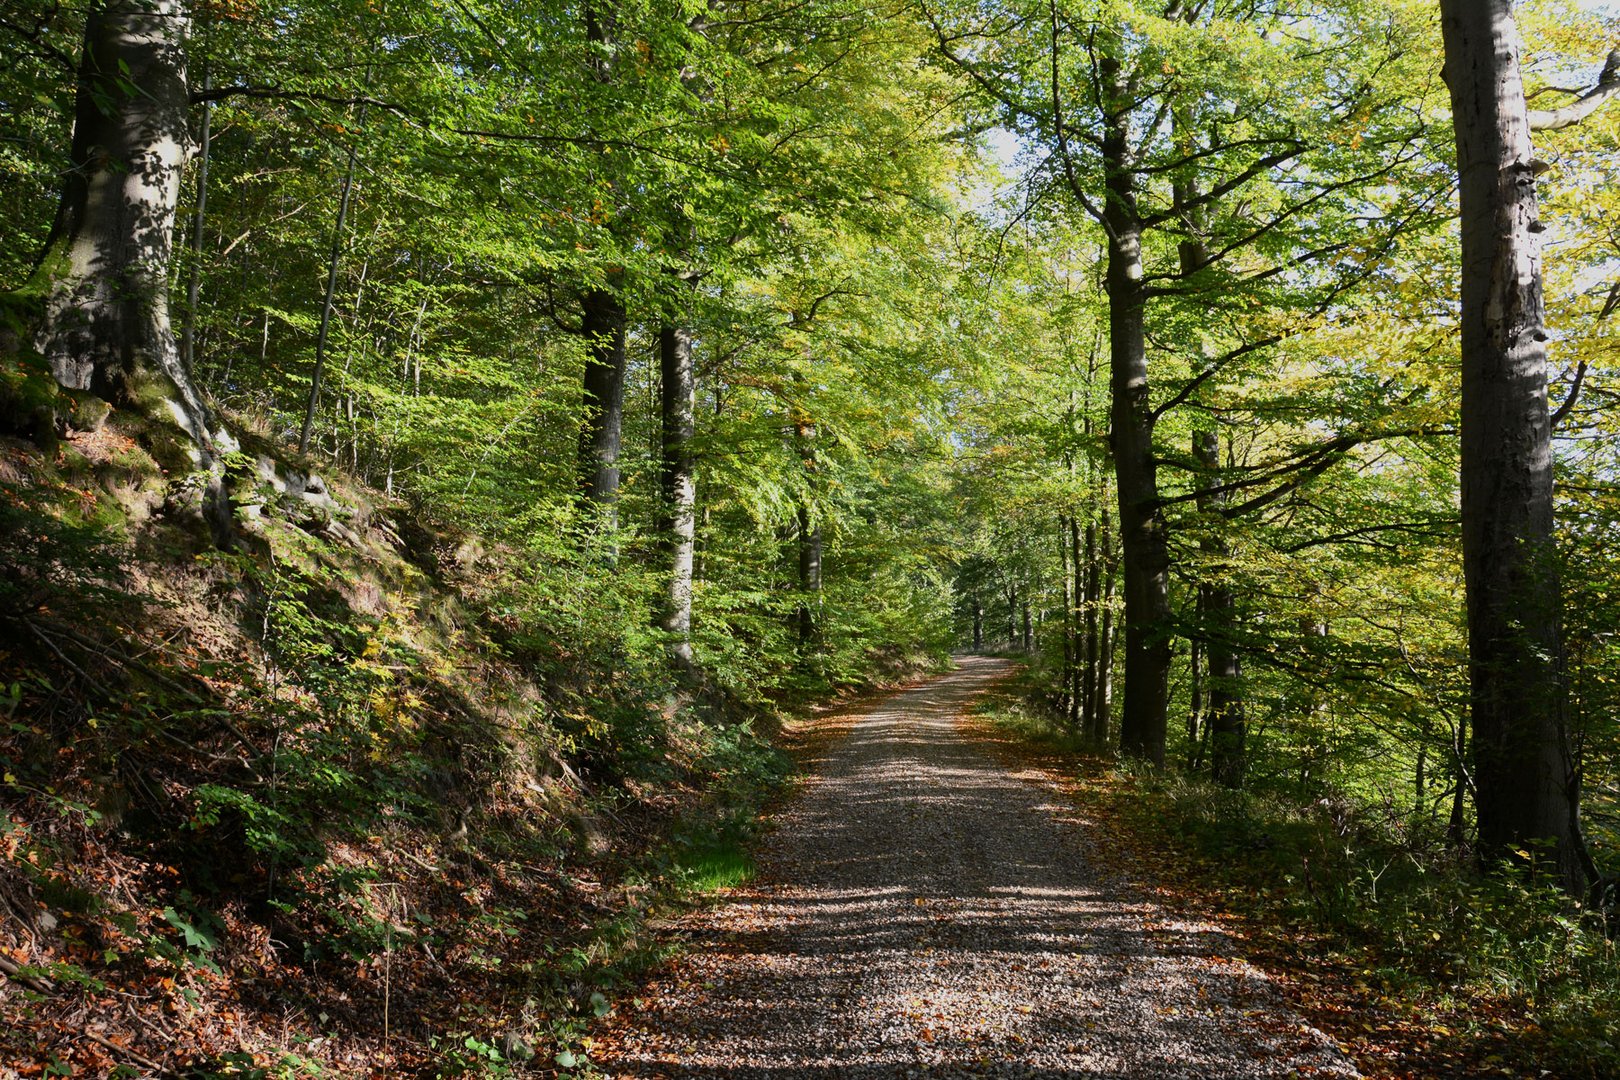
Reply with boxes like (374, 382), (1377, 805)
(672, 837), (755, 893)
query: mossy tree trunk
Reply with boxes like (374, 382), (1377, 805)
(33, 0), (212, 450)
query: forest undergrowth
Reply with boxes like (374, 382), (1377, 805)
(6, 0), (1620, 1074)
(973, 675), (1620, 1080)
(0, 366), (932, 1078)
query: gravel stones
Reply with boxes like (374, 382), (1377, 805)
(594, 656), (1358, 1079)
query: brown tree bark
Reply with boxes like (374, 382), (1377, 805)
(1194, 430), (1246, 786)
(1440, 0), (1591, 892)
(1095, 502), (1117, 745)
(34, 0), (212, 449)
(578, 286), (627, 522)
(1005, 581), (1018, 648)
(1101, 49), (1172, 766)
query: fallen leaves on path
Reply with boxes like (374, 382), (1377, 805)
(593, 657), (1358, 1079)
(962, 700), (1548, 1080)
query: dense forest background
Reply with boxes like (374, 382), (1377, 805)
(3, 0), (1620, 1075)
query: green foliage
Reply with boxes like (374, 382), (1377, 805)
(984, 687), (1620, 1077)
(977, 686), (1090, 758)
(0, 467), (128, 620)
(7, 0), (1620, 1072)
(670, 835), (754, 893)
(427, 1032), (513, 1078)
(1139, 772), (1620, 1077)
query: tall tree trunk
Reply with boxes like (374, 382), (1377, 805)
(1021, 600), (1032, 651)
(578, 286), (627, 521)
(1415, 742), (1428, 820)
(1102, 53), (1172, 765)
(796, 507), (821, 648)
(795, 417), (820, 650)
(1203, 590), (1246, 787)
(575, 2), (627, 527)
(659, 323), (696, 672)
(1093, 503), (1117, 745)
(1005, 581), (1018, 647)
(1440, 0), (1590, 892)
(1081, 512), (1098, 738)
(1449, 718), (1470, 848)
(1177, 135), (1245, 780)
(180, 66), (210, 380)
(33, 0), (211, 448)
(972, 598), (983, 651)
(1195, 430), (1246, 786)
(299, 99), (365, 456)
(1187, 624), (1203, 771)
(1058, 514), (1074, 721)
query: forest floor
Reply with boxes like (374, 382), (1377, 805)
(588, 656), (1359, 1079)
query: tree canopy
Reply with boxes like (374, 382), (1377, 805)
(6, 0), (1620, 1073)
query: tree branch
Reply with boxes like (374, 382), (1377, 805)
(1049, 0), (1100, 227)
(1151, 333), (1285, 420)
(1550, 359), (1588, 429)
(1528, 49), (1620, 131)
(1598, 278), (1620, 321)
(1156, 427), (1441, 513)
(1280, 519), (1456, 553)
(193, 84), (748, 184)
(1139, 140), (1305, 229)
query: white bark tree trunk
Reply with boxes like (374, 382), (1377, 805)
(34, 0), (212, 450)
(659, 323), (697, 672)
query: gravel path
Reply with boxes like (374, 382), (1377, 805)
(594, 656), (1358, 1079)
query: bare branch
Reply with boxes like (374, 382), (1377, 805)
(1528, 49), (1620, 130)
(1281, 519), (1456, 553)
(1550, 359), (1588, 430)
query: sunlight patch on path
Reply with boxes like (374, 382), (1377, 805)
(594, 656), (1357, 1079)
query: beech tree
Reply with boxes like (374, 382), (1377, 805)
(1438, 0), (1609, 893)
(930, 0), (1435, 765)
(8, 0), (1614, 909)
(577, 283), (628, 515)
(29, 0), (213, 450)
(573, 4), (630, 519)
(659, 315), (697, 671)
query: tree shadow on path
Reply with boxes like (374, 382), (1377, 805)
(596, 656), (1356, 1080)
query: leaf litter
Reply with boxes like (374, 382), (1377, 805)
(591, 656), (1358, 1079)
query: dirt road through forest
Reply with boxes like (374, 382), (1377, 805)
(593, 656), (1356, 1079)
